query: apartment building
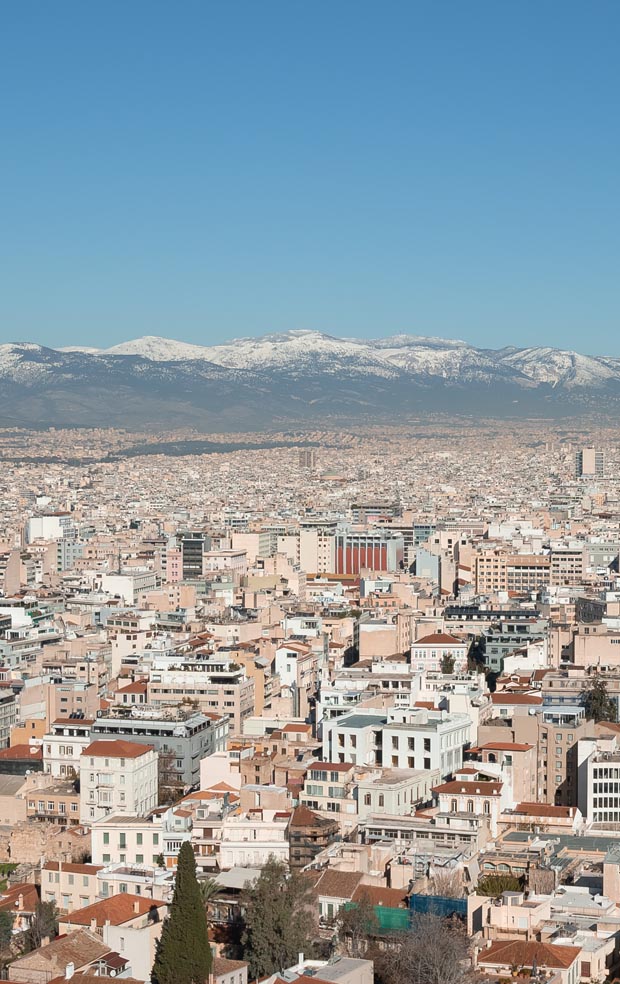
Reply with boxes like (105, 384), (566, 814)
(90, 706), (228, 786)
(147, 657), (255, 733)
(577, 733), (620, 827)
(550, 546), (586, 587)
(475, 550), (552, 595)
(41, 861), (103, 911)
(80, 739), (158, 823)
(299, 761), (358, 836)
(43, 716), (93, 778)
(91, 809), (192, 867)
(410, 632), (469, 673)
(219, 809), (290, 868)
(322, 707), (471, 778)
(274, 642), (319, 718)
(0, 690), (17, 748)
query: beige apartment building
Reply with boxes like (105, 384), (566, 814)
(475, 550), (551, 594)
(41, 860), (103, 911)
(147, 661), (255, 733)
(480, 706), (596, 806)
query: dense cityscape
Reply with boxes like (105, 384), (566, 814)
(0, 419), (616, 982)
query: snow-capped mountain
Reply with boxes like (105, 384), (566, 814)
(101, 336), (216, 361)
(73, 330), (620, 389)
(0, 331), (618, 429)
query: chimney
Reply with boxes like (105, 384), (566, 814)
(133, 900), (140, 913)
(90, 917), (97, 932)
(65, 962), (75, 980)
(17, 893), (24, 911)
(297, 953), (304, 971)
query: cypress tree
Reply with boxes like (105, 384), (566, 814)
(152, 841), (212, 984)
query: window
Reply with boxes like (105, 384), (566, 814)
(136, 854), (144, 864)
(378, 794), (384, 807)
(103, 832), (109, 845)
(364, 794), (371, 806)
(451, 799), (457, 812)
(102, 854), (110, 863)
(467, 800), (474, 813)
(153, 833), (159, 845)
(483, 801), (490, 815)
(137, 832), (143, 845)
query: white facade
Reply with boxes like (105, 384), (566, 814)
(219, 810), (290, 868)
(579, 735), (620, 826)
(91, 810), (191, 867)
(101, 572), (158, 605)
(43, 720), (93, 779)
(322, 707), (472, 779)
(26, 514), (75, 543)
(410, 633), (469, 673)
(80, 739), (158, 824)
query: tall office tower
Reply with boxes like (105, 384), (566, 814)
(299, 449), (317, 470)
(575, 447), (604, 478)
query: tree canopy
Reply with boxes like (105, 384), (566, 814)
(152, 841), (212, 984)
(582, 672), (617, 723)
(241, 856), (316, 978)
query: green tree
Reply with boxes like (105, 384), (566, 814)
(152, 842), (212, 984)
(476, 874), (523, 897)
(440, 653), (456, 674)
(582, 672), (617, 723)
(0, 909), (13, 950)
(199, 878), (221, 907)
(241, 856), (316, 978)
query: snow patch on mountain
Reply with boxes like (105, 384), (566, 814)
(101, 336), (214, 361)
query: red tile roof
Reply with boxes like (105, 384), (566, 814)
(434, 779), (503, 795)
(82, 739), (154, 758)
(490, 693), (543, 705)
(63, 894), (166, 927)
(413, 633), (466, 646)
(0, 744), (42, 760)
(478, 940), (580, 971)
(512, 802), (576, 819)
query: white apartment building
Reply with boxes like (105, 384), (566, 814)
(219, 809), (290, 868)
(100, 572), (159, 605)
(80, 739), (158, 823)
(322, 707), (471, 779)
(410, 632), (469, 673)
(356, 768), (440, 820)
(43, 717), (93, 779)
(579, 734), (620, 826)
(91, 809), (192, 868)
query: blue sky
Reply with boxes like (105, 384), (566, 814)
(1, 1), (618, 353)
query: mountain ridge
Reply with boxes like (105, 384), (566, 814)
(0, 331), (619, 429)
